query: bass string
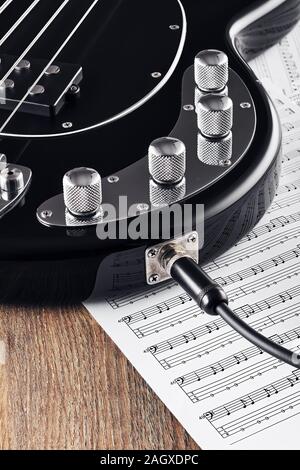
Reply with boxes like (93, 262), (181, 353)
(0, 0), (41, 48)
(0, 0), (13, 16)
(0, 0), (101, 133)
(0, 0), (71, 90)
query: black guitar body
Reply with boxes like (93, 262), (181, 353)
(0, 0), (299, 304)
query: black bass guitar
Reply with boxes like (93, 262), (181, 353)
(0, 0), (298, 311)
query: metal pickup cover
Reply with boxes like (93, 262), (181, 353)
(0, 54), (82, 117)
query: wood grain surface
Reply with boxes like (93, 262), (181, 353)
(0, 304), (199, 450)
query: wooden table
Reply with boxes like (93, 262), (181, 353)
(0, 304), (199, 450)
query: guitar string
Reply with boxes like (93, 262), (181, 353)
(0, 0), (13, 15)
(0, 0), (41, 48)
(0, 0), (100, 133)
(0, 0), (71, 89)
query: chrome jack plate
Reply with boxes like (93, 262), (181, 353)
(145, 232), (199, 285)
(0, 164), (32, 217)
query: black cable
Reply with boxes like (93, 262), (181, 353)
(170, 256), (300, 369)
(215, 302), (299, 368)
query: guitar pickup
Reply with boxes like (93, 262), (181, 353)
(0, 54), (83, 117)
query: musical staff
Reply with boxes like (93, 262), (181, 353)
(237, 212), (300, 244)
(269, 192), (300, 213)
(147, 298), (300, 358)
(107, 281), (176, 310)
(284, 130), (300, 146)
(277, 178), (300, 194)
(281, 149), (300, 164)
(172, 327), (300, 389)
(185, 346), (300, 403)
(281, 159), (300, 176)
(227, 262), (300, 301)
(204, 226), (300, 273)
(143, 286), (300, 345)
(202, 370), (300, 423)
(214, 246), (300, 288)
(151, 301), (300, 369)
(119, 292), (192, 326)
(217, 392), (300, 439)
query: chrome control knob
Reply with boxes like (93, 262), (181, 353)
(63, 167), (102, 217)
(198, 132), (233, 166)
(148, 137), (186, 184)
(194, 85), (228, 109)
(149, 178), (186, 207)
(194, 49), (228, 92)
(196, 94), (233, 138)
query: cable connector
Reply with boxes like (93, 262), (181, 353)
(145, 233), (199, 286)
(148, 239), (300, 369)
(168, 256), (228, 316)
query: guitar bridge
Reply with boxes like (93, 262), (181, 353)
(0, 54), (83, 117)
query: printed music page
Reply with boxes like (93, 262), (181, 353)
(85, 37), (300, 449)
(250, 21), (300, 105)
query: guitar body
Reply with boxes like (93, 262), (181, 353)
(0, 0), (299, 303)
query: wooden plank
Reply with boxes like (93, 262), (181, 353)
(0, 304), (199, 450)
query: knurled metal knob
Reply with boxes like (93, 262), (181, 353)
(194, 85), (228, 109)
(198, 132), (233, 166)
(149, 178), (186, 207)
(63, 167), (102, 217)
(194, 49), (228, 92)
(148, 137), (186, 184)
(196, 94), (233, 138)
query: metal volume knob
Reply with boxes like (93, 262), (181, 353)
(197, 94), (233, 138)
(194, 49), (228, 92)
(63, 167), (102, 217)
(198, 132), (232, 166)
(148, 137), (186, 184)
(149, 178), (186, 207)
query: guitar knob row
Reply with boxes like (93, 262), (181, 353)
(195, 50), (233, 165)
(61, 50), (232, 218)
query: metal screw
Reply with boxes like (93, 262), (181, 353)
(187, 233), (197, 244)
(68, 84), (80, 95)
(107, 175), (119, 183)
(169, 24), (180, 30)
(148, 248), (158, 258)
(240, 102), (251, 109)
(151, 72), (162, 79)
(62, 122), (73, 129)
(137, 203), (149, 212)
(183, 104), (194, 111)
(219, 159), (232, 167)
(149, 274), (160, 284)
(41, 210), (53, 219)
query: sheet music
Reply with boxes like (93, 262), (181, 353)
(250, 22), (300, 106)
(84, 37), (300, 449)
